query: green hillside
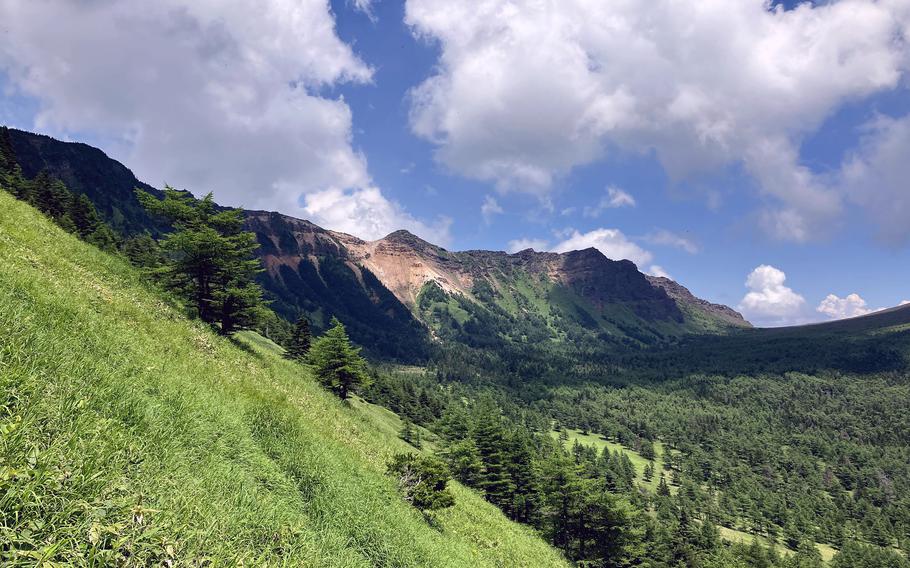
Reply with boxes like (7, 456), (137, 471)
(0, 191), (568, 566)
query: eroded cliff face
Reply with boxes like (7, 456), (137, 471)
(647, 276), (751, 328)
(334, 230), (472, 308)
(246, 217), (747, 331)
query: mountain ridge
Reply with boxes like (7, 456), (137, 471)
(3, 126), (750, 361)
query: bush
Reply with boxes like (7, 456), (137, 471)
(386, 453), (455, 512)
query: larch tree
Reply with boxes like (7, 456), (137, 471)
(308, 317), (370, 400)
(285, 315), (312, 361)
(136, 186), (266, 335)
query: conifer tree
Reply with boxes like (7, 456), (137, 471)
(285, 315), (312, 361)
(657, 473), (671, 497)
(445, 438), (484, 486)
(137, 187), (266, 334)
(399, 418), (421, 448)
(471, 402), (515, 509)
(308, 317), (370, 400)
(386, 453), (455, 512)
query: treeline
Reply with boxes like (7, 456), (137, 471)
(0, 129), (292, 342)
(363, 357), (910, 566)
(543, 374), (910, 554)
(1, 138), (118, 252)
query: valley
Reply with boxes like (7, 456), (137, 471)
(2, 126), (909, 567)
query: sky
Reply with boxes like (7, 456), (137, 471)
(1, 0), (909, 327)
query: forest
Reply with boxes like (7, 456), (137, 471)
(2, 127), (909, 567)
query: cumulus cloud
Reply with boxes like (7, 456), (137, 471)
(583, 186), (635, 217)
(738, 265), (806, 326)
(642, 230), (699, 254)
(0, 0), (441, 242)
(841, 114), (910, 244)
(405, 0), (910, 240)
(551, 228), (653, 268)
(816, 293), (878, 320)
(648, 265), (672, 279)
(507, 237), (549, 253)
(481, 195), (504, 224)
(303, 187), (452, 245)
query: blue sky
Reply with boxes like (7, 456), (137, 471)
(1, 0), (908, 326)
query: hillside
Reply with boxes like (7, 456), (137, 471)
(626, 301), (910, 378)
(0, 191), (568, 566)
(2, 127), (748, 362)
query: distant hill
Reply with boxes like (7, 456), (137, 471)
(2, 126), (748, 362)
(625, 302), (910, 378)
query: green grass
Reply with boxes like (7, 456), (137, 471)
(0, 192), (568, 566)
(716, 527), (839, 562)
(551, 429), (675, 493)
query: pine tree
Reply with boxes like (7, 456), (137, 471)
(657, 473), (671, 497)
(471, 402), (515, 509)
(307, 317), (370, 400)
(285, 315), (312, 361)
(137, 187), (266, 334)
(399, 419), (421, 448)
(444, 438), (484, 487)
(643, 462), (655, 482)
(122, 233), (165, 269)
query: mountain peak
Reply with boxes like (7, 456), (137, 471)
(382, 229), (423, 243)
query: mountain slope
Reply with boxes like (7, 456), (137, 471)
(0, 191), (568, 566)
(334, 229), (749, 345)
(4, 127), (167, 236)
(625, 301), (910, 378)
(2, 126), (748, 360)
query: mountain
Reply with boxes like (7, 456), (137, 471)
(2, 126), (748, 361)
(3, 127), (167, 236)
(0, 188), (569, 566)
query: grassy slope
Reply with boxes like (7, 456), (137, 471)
(0, 192), (567, 567)
(551, 429), (674, 494)
(553, 428), (844, 562)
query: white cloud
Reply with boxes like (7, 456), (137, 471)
(507, 237), (549, 253)
(643, 230), (699, 254)
(303, 187), (452, 246)
(841, 113), (910, 244)
(584, 186), (635, 217)
(738, 265), (806, 326)
(816, 293), (877, 320)
(481, 195), (504, 224)
(551, 228), (653, 268)
(405, 0), (910, 240)
(648, 265), (671, 279)
(351, 0), (377, 21)
(901, 300), (910, 306)
(0, 0), (440, 241)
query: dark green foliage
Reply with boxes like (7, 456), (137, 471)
(386, 453), (455, 512)
(284, 315), (311, 361)
(444, 438), (484, 486)
(308, 318), (371, 400)
(0, 130), (119, 254)
(122, 233), (165, 269)
(471, 403), (516, 509)
(399, 419), (422, 448)
(832, 541), (910, 568)
(137, 187), (266, 335)
(2, 127), (168, 236)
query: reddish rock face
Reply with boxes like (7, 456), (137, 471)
(244, 212), (749, 331)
